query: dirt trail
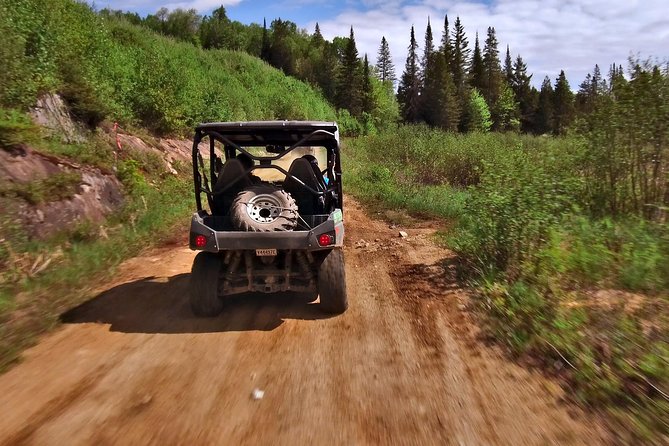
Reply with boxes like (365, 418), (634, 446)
(0, 199), (608, 445)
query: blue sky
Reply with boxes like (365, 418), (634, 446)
(99, 0), (669, 88)
(98, 0), (345, 24)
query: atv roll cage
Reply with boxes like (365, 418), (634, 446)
(191, 121), (343, 214)
(187, 121), (348, 314)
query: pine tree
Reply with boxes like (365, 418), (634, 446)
(313, 22), (324, 44)
(200, 7), (229, 49)
(303, 23), (329, 99)
(426, 14), (459, 130)
(336, 27), (362, 116)
(421, 18), (434, 81)
(591, 64), (607, 97)
(576, 72), (594, 114)
(420, 18), (435, 121)
(511, 54), (534, 131)
(362, 54), (374, 115)
(576, 64), (609, 117)
(450, 16), (470, 130)
(269, 19), (298, 75)
(608, 63), (624, 91)
(318, 43), (339, 103)
(481, 27), (502, 108)
(504, 45), (513, 85)
(376, 37), (396, 85)
(423, 53), (460, 130)
(439, 15), (453, 67)
(553, 70), (574, 135)
(397, 26), (421, 123)
(450, 16), (470, 92)
(469, 32), (485, 92)
(260, 18), (271, 62)
(535, 76), (554, 134)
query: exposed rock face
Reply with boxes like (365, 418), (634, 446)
(0, 146), (123, 239)
(30, 94), (86, 144)
(159, 138), (192, 166)
(7, 93), (193, 240)
(0, 145), (62, 182)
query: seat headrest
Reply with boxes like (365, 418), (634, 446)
(286, 158), (320, 188)
(213, 158), (252, 194)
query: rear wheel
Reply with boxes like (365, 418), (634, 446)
(318, 249), (348, 314)
(189, 252), (224, 317)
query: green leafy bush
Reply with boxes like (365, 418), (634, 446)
(117, 159), (147, 194)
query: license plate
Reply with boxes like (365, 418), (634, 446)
(256, 249), (277, 257)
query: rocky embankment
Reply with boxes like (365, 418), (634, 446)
(0, 94), (191, 240)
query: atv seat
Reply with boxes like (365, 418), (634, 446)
(212, 159), (252, 215)
(283, 158), (326, 216)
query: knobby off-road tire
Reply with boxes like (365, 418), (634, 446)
(230, 185), (298, 232)
(318, 248), (348, 314)
(189, 252), (224, 317)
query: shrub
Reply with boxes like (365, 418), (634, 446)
(0, 172), (81, 205)
(0, 108), (38, 149)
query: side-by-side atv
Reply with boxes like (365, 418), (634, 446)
(188, 121), (347, 316)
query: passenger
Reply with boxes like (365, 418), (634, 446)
(301, 155), (328, 188)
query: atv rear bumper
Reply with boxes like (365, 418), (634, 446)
(189, 210), (344, 252)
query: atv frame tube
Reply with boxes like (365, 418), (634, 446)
(191, 123), (343, 214)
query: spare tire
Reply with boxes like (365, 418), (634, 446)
(230, 185), (298, 232)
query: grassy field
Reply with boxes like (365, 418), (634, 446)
(343, 126), (669, 443)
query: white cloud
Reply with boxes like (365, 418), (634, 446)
(314, 0), (669, 88)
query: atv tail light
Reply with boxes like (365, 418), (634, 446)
(194, 235), (207, 248)
(318, 234), (334, 247)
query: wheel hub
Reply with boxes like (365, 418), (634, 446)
(245, 194), (282, 223)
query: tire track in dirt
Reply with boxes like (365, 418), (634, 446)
(0, 199), (609, 445)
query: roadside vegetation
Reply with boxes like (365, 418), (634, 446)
(345, 61), (669, 442)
